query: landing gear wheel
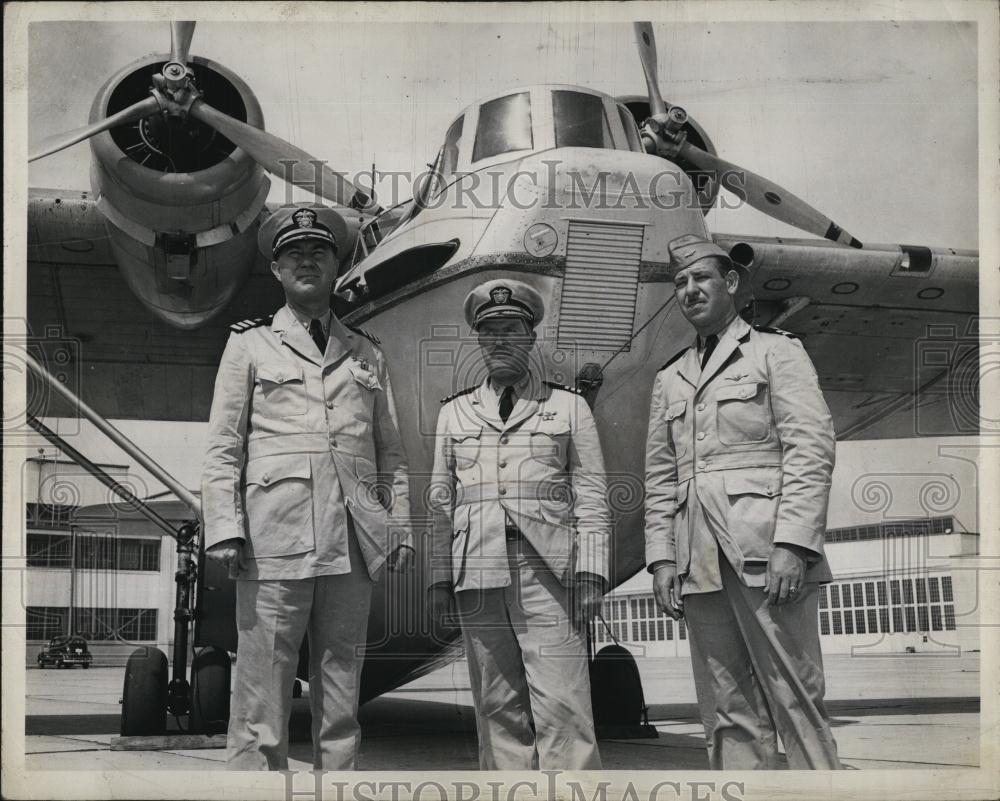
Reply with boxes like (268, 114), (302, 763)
(188, 647), (231, 735)
(120, 647), (168, 736)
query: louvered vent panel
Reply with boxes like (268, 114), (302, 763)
(557, 221), (644, 351)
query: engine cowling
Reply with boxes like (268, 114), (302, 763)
(89, 54), (269, 330)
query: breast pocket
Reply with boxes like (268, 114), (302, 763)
(244, 453), (314, 557)
(529, 423), (571, 470)
(665, 399), (689, 456)
(715, 381), (771, 445)
(257, 364), (307, 416)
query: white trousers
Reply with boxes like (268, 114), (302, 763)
(455, 539), (602, 771)
(226, 535), (372, 770)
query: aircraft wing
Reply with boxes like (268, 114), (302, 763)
(26, 189), (292, 420)
(713, 233), (980, 440)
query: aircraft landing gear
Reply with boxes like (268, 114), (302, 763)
(121, 647), (168, 736)
(188, 646), (231, 735)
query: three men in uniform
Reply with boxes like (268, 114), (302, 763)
(203, 201), (839, 771)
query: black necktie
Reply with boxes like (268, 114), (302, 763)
(499, 385), (515, 423)
(700, 334), (718, 370)
(309, 318), (327, 355)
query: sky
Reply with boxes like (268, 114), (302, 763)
(25, 17), (979, 249)
(13, 11), (990, 529)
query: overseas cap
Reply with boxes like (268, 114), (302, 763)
(668, 234), (753, 310)
(464, 279), (545, 330)
(258, 203), (349, 259)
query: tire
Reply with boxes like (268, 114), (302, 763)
(188, 647), (231, 735)
(120, 647), (168, 736)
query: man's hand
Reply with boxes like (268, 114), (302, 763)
(572, 574), (605, 631)
(765, 544), (807, 606)
(652, 562), (684, 619)
(429, 585), (456, 629)
(387, 544), (414, 573)
(205, 538), (243, 580)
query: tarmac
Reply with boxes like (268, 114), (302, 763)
(18, 653), (981, 772)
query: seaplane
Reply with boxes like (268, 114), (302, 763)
(23, 20), (979, 737)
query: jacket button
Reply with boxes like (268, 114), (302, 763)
(500, 436), (509, 445)
(697, 461), (706, 471)
(275, 374), (284, 382)
(262, 474), (270, 484)
(696, 403), (705, 412)
(499, 460), (507, 468)
(499, 487), (507, 496)
(326, 401), (334, 409)
(696, 432), (706, 441)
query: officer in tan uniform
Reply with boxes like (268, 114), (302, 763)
(201, 203), (413, 771)
(428, 279), (609, 770)
(644, 234), (841, 770)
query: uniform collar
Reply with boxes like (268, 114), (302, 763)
(486, 369), (546, 402)
(679, 315), (751, 388)
(271, 304), (352, 366)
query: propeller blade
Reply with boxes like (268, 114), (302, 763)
(633, 22), (667, 118)
(170, 21), (197, 66)
(29, 95), (161, 162)
(678, 141), (863, 247)
(189, 99), (375, 210)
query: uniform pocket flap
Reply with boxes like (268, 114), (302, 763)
(246, 453), (312, 486)
(451, 427), (483, 442)
(257, 364), (304, 385)
(724, 471), (781, 497)
(715, 381), (763, 402)
(665, 400), (688, 421)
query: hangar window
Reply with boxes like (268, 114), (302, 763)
(26, 607), (69, 640)
(473, 92), (532, 162)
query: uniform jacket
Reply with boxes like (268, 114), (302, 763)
(429, 376), (611, 592)
(644, 316), (835, 590)
(201, 305), (411, 580)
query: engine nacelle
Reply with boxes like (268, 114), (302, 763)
(88, 54), (269, 329)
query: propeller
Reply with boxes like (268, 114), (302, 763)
(633, 22), (862, 248)
(169, 21), (196, 66)
(28, 21), (379, 213)
(29, 95), (160, 163)
(633, 22), (667, 118)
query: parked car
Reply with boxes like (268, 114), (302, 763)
(37, 635), (93, 669)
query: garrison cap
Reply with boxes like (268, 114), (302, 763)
(464, 279), (545, 330)
(668, 234), (753, 310)
(258, 203), (349, 259)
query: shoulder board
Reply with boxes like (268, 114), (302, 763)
(544, 381), (584, 396)
(658, 348), (688, 371)
(440, 386), (477, 405)
(348, 326), (381, 346)
(229, 315), (271, 334)
(753, 325), (800, 340)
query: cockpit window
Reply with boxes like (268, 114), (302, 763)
(441, 115), (464, 175)
(553, 90), (614, 149)
(618, 104), (644, 152)
(472, 92), (533, 162)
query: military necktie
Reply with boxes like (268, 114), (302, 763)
(499, 385), (515, 423)
(700, 333), (718, 370)
(309, 318), (327, 355)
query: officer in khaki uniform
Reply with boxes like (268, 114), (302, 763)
(645, 234), (841, 770)
(428, 279), (609, 770)
(202, 203), (413, 771)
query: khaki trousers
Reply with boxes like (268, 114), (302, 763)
(226, 535), (372, 770)
(683, 556), (841, 770)
(455, 539), (602, 771)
